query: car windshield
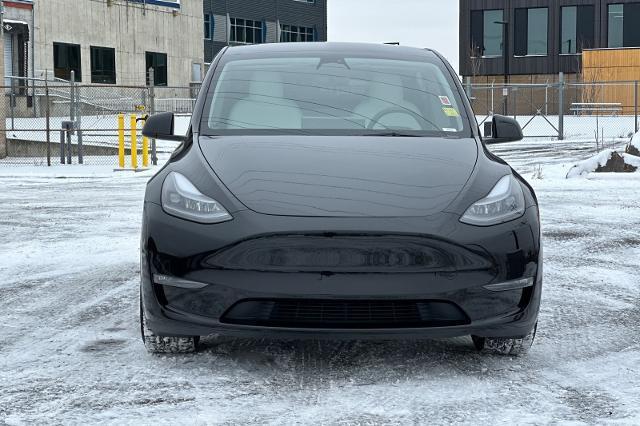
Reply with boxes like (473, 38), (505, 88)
(200, 51), (470, 137)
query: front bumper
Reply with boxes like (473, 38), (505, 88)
(141, 203), (542, 340)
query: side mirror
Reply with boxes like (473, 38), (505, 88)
(483, 114), (523, 144)
(142, 112), (184, 141)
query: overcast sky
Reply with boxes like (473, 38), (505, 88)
(327, 0), (460, 72)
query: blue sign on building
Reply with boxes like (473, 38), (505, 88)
(131, 0), (180, 8)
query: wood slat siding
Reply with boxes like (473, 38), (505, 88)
(460, 0), (640, 78)
(583, 48), (640, 114)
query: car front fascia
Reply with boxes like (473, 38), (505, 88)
(140, 199), (541, 340)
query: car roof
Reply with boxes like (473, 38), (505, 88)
(222, 42), (440, 61)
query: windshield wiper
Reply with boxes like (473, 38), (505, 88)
(364, 131), (424, 137)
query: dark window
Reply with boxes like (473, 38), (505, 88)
(53, 42), (81, 81)
(280, 24), (315, 42)
(90, 46), (116, 84)
(146, 52), (167, 86)
(609, 4), (624, 47)
(202, 55), (471, 136)
(204, 14), (213, 40)
(561, 6), (595, 54)
(470, 10), (483, 56)
(470, 9), (503, 57)
(514, 8), (548, 56)
(609, 3), (640, 48)
(230, 18), (264, 44)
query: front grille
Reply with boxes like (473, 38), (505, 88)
(204, 234), (492, 274)
(221, 299), (470, 329)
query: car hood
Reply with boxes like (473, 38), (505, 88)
(198, 136), (478, 217)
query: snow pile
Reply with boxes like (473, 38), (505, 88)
(628, 132), (640, 156)
(566, 149), (640, 178)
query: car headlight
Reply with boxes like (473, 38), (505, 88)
(460, 174), (525, 226)
(161, 172), (232, 224)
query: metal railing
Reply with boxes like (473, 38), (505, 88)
(0, 72), (199, 166)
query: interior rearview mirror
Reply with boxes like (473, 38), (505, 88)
(483, 114), (523, 144)
(142, 112), (184, 142)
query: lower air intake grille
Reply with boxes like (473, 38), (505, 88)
(221, 299), (470, 329)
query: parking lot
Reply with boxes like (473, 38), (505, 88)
(1, 140), (639, 424)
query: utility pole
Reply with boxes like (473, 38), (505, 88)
(0, 2), (7, 159)
(495, 19), (510, 116)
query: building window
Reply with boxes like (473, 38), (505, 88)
(560, 6), (595, 54)
(280, 24), (315, 42)
(561, 6), (595, 54)
(608, 3), (640, 48)
(146, 52), (167, 86)
(192, 63), (202, 82)
(609, 4), (624, 48)
(204, 13), (213, 40)
(470, 9), (503, 57)
(53, 42), (81, 81)
(514, 8), (548, 56)
(230, 18), (264, 44)
(90, 46), (116, 84)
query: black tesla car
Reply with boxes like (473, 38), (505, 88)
(140, 42), (541, 355)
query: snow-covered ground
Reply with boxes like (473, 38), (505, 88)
(477, 114), (637, 140)
(1, 139), (639, 424)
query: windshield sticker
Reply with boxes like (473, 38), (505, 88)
(442, 107), (459, 117)
(439, 96), (452, 106)
(442, 128), (458, 132)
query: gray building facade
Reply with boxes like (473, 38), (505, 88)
(460, 0), (640, 81)
(1, 0), (205, 87)
(203, 0), (327, 63)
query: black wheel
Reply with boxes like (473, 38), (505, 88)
(472, 323), (537, 356)
(139, 292), (199, 354)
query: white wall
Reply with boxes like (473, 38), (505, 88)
(33, 0), (204, 86)
(0, 13), (5, 158)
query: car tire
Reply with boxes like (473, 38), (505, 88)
(139, 293), (199, 354)
(472, 323), (537, 356)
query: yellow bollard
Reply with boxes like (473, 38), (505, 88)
(118, 114), (125, 169)
(142, 135), (149, 168)
(142, 119), (149, 167)
(130, 114), (138, 169)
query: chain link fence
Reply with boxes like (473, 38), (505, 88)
(0, 75), (200, 166)
(467, 77), (640, 142)
(3, 74), (640, 166)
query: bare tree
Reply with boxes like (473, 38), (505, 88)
(468, 45), (483, 79)
(467, 45), (484, 113)
(575, 41), (603, 108)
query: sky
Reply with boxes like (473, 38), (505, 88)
(327, 0), (460, 72)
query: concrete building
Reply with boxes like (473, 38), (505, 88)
(35, 0), (204, 86)
(2, 0), (204, 87)
(0, 6), (5, 159)
(2, 0), (329, 85)
(2, 1), (34, 87)
(203, 0), (327, 63)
